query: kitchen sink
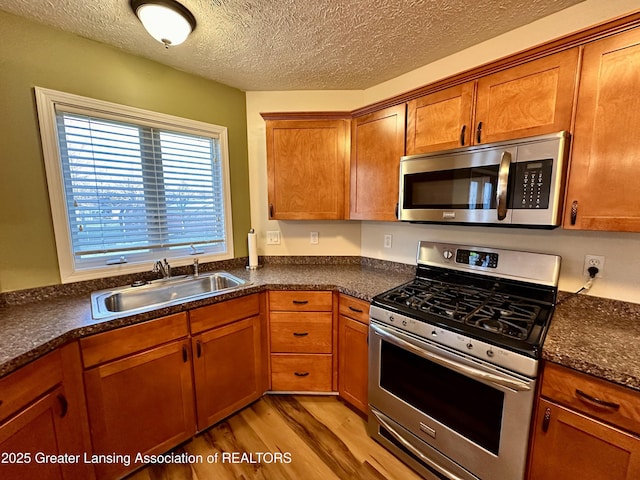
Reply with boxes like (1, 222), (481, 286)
(90, 272), (249, 319)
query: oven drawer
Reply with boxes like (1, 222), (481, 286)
(270, 312), (333, 353)
(270, 354), (332, 391)
(541, 362), (640, 434)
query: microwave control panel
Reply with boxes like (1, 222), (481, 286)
(512, 159), (553, 209)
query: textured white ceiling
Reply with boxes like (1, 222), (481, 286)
(0, 0), (585, 91)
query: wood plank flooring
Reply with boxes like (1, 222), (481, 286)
(127, 395), (423, 480)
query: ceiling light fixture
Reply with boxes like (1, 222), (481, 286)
(130, 0), (197, 48)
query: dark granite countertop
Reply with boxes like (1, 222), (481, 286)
(2, 260), (640, 394)
(543, 292), (640, 391)
(0, 261), (414, 378)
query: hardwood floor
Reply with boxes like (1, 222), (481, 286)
(127, 395), (423, 480)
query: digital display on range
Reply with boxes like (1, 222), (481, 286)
(456, 249), (499, 268)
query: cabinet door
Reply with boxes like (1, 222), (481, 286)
(475, 49), (578, 144)
(406, 82), (475, 154)
(564, 29), (640, 231)
(192, 316), (262, 431)
(529, 399), (640, 480)
(350, 105), (406, 220)
(0, 387), (71, 480)
(338, 315), (369, 414)
(84, 340), (195, 480)
(266, 119), (349, 220)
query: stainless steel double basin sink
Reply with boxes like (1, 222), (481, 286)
(90, 272), (249, 319)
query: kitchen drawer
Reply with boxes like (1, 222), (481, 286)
(339, 294), (369, 325)
(190, 294), (260, 334)
(0, 349), (63, 423)
(270, 312), (333, 353)
(270, 354), (332, 391)
(541, 362), (640, 435)
(269, 291), (333, 312)
(80, 312), (188, 368)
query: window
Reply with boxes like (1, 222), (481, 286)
(35, 87), (233, 282)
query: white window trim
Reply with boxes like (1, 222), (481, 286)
(35, 86), (234, 283)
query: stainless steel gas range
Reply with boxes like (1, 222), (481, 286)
(368, 241), (561, 480)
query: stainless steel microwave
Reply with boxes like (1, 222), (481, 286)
(398, 131), (570, 228)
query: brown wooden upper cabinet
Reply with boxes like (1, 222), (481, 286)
(564, 28), (640, 232)
(406, 48), (579, 155)
(264, 117), (350, 220)
(350, 104), (406, 220)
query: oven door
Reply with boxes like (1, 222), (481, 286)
(368, 320), (536, 480)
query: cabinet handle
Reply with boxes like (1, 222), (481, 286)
(182, 345), (188, 363)
(570, 200), (578, 225)
(294, 371), (310, 377)
(542, 407), (551, 432)
(292, 300), (309, 305)
(57, 394), (68, 418)
(476, 121), (483, 143)
(348, 306), (364, 314)
(293, 332), (309, 337)
(575, 389), (620, 411)
(269, 204), (274, 219)
(460, 125), (466, 146)
(196, 340), (202, 358)
(395, 203), (399, 219)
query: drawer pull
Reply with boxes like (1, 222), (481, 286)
(575, 389), (620, 410)
(542, 407), (551, 432)
(293, 332), (309, 337)
(182, 345), (188, 363)
(294, 371), (310, 377)
(348, 306), (364, 313)
(57, 394), (68, 418)
(292, 300), (309, 305)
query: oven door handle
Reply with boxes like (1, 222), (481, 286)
(372, 324), (531, 392)
(371, 409), (469, 480)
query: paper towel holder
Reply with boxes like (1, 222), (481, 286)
(246, 228), (262, 270)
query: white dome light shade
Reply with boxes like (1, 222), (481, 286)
(131, 0), (196, 47)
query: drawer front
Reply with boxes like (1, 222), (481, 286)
(270, 312), (333, 353)
(81, 312), (189, 368)
(269, 291), (333, 312)
(270, 354), (332, 392)
(541, 362), (640, 435)
(0, 349), (63, 423)
(338, 295), (369, 324)
(190, 294), (260, 334)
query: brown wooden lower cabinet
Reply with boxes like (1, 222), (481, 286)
(528, 398), (640, 480)
(338, 294), (370, 415)
(0, 343), (94, 480)
(192, 315), (262, 430)
(81, 313), (195, 479)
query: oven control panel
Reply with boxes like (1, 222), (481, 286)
(370, 305), (538, 378)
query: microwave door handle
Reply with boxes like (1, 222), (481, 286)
(372, 324), (530, 392)
(496, 151), (512, 220)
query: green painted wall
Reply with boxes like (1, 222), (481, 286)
(0, 10), (250, 292)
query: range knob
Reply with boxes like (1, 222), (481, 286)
(443, 249), (454, 260)
(466, 342), (473, 350)
(389, 315), (395, 323)
(486, 349), (495, 358)
(402, 320), (408, 326)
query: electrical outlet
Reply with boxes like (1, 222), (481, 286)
(266, 231), (281, 245)
(583, 255), (605, 277)
(384, 234), (393, 249)
(310, 231), (319, 244)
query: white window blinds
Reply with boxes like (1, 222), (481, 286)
(35, 87), (233, 282)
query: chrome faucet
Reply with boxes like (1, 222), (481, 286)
(152, 259), (172, 278)
(193, 258), (199, 277)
